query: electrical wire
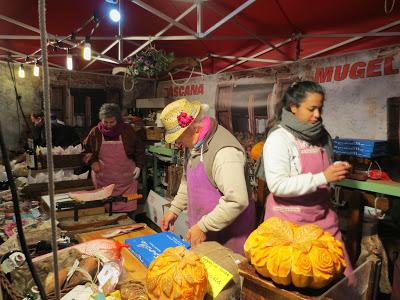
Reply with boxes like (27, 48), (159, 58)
(168, 66), (195, 86)
(0, 121), (47, 300)
(38, 0), (60, 299)
(123, 69), (135, 92)
(385, 0), (396, 14)
(20, 13), (104, 65)
(6, 61), (32, 140)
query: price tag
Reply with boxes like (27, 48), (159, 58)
(200, 256), (233, 297)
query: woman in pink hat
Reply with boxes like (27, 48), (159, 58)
(160, 98), (255, 255)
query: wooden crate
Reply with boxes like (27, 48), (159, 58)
(145, 127), (164, 141)
(40, 154), (84, 169)
(239, 261), (324, 300)
(239, 260), (378, 300)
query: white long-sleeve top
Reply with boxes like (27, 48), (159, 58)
(263, 126), (328, 197)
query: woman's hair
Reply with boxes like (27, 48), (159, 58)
(99, 103), (122, 122)
(268, 81), (325, 129)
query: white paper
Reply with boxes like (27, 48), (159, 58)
(61, 285), (93, 300)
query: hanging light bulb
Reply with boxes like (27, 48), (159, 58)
(83, 36), (91, 61)
(66, 50), (73, 70)
(109, 8), (120, 22)
(18, 64), (25, 78)
(33, 62), (40, 77)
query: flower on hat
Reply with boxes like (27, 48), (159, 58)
(177, 112), (194, 128)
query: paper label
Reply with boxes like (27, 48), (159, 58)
(200, 256), (233, 297)
(66, 259), (80, 282)
(61, 285), (93, 300)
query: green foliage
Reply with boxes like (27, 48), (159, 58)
(128, 46), (174, 80)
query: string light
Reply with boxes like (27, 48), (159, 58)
(109, 8), (120, 22)
(83, 36), (91, 61)
(66, 50), (73, 70)
(33, 62), (40, 77)
(18, 64), (25, 78)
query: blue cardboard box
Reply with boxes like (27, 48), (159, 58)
(125, 232), (190, 268)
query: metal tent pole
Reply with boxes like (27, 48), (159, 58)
(38, 0), (61, 299)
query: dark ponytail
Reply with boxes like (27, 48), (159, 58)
(268, 81), (325, 130)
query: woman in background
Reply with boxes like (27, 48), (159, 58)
(83, 103), (145, 212)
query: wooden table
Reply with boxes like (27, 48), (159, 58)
(76, 225), (156, 282)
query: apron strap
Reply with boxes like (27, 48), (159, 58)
(200, 144), (204, 162)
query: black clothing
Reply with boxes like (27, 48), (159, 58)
(32, 123), (80, 148)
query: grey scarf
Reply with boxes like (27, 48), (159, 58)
(255, 109), (333, 181)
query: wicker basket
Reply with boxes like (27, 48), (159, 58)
(0, 249), (82, 300)
(0, 272), (73, 300)
(0, 271), (23, 300)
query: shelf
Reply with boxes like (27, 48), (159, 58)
(148, 145), (175, 157)
(335, 179), (400, 197)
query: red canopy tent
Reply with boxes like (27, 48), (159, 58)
(1, 0), (400, 76)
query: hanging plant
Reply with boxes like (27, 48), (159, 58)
(128, 46), (174, 80)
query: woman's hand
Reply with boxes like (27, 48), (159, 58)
(133, 167), (141, 179)
(186, 224), (206, 247)
(91, 162), (101, 173)
(161, 211), (178, 232)
(323, 161), (352, 183)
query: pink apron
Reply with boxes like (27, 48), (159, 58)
(186, 151), (255, 255)
(91, 135), (137, 212)
(264, 139), (353, 275)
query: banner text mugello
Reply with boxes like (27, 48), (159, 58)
(314, 56), (399, 83)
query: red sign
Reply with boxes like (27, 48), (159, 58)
(314, 56), (399, 83)
(164, 84), (204, 97)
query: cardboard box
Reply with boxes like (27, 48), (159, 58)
(143, 190), (189, 239)
(126, 232), (190, 267)
(144, 190), (170, 227)
(145, 127), (164, 141)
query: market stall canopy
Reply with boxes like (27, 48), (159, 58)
(1, 0), (400, 77)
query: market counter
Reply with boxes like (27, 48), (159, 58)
(335, 178), (400, 197)
(76, 225), (156, 282)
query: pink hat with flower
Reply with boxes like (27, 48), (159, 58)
(160, 98), (201, 143)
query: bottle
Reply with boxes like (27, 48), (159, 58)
(35, 146), (43, 170)
(26, 138), (37, 170)
(26, 148), (36, 170)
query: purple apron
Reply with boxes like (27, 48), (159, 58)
(186, 151), (255, 255)
(264, 139), (353, 275)
(91, 135), (137, 212)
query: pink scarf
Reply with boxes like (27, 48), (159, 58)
(97, 121), (124, 138)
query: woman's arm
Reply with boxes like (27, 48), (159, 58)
(264, 130), (327, 197)
(169, 175), (188, 215)
(82, 127), (100, 166)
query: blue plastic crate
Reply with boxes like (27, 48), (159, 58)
(333, 139), (387, 149)
(333, 138), (387, 158)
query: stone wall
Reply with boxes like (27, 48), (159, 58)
(0, 62), (154, 156)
